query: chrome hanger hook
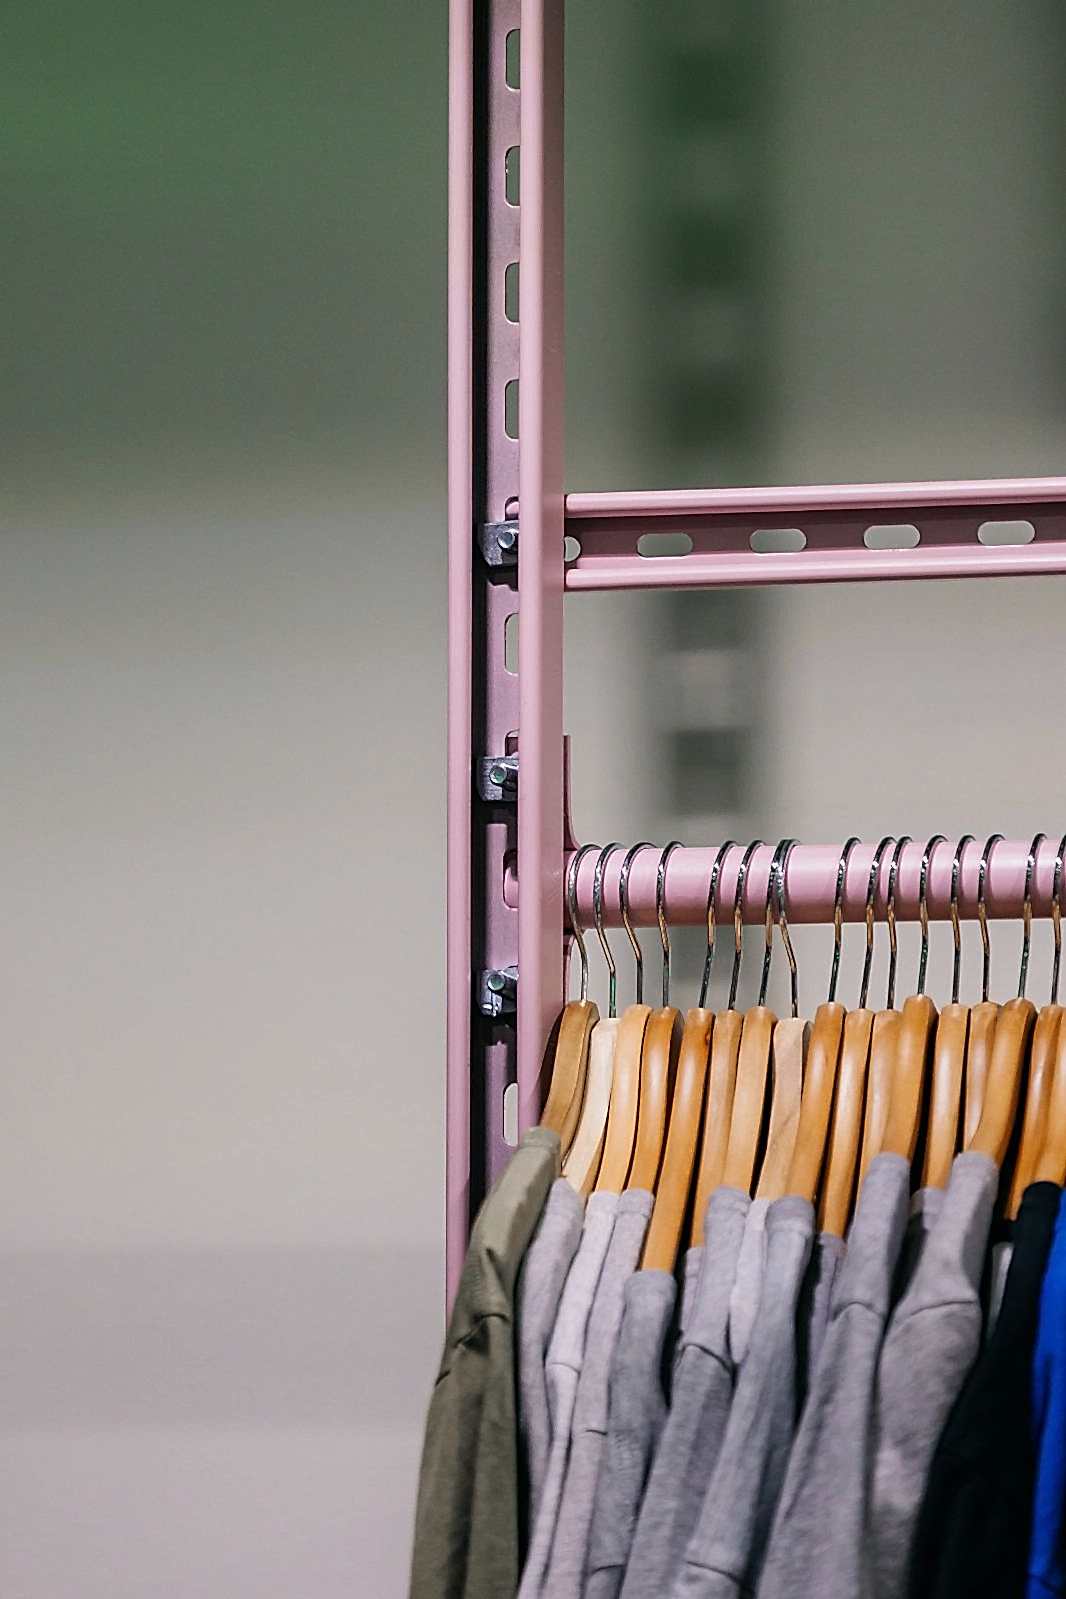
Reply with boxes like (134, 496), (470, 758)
(885, 835), (912, 1009)
(619, 841), (655, 1004)
(1019, 833), (1045, 1000)
(1052, 833), (1066, 1004)
(699, 840), (737, 1009)
(728, 841), (764, 1011)
(566, 843), (600, 1002)
(950, 835), (974, 1004)
(829, 836), (861, 1003)
(758, 840), (789, 1007)
(860, 837), (896, 1009)
(978, 833), (1003, 1004)
(917, 835), (947, 997)
(593, 842), (624, 1018)
(656, 841), (684, 1007)
(773, 839), (800, 1017)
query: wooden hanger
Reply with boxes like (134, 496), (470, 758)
(880, 993), (937, 1161)
(1008, 1004), (1062, 1212)
(968, 996), (1036, 1164)
(786, 1001), (846, 1202)
(540, 1001), (598, 1151)
(922, 1004), (969, 1188)
(1034, 1005), (1066, 1185)
(629, 1006), (681, 1190)
(821, 1007), (873, 1233)
(563, 1016), (618, 1196)
(642, 1009), (712, 1268)
(757, 1016), (808, 1201)
(595, 1003), (650, 1191)
(965, 835), (1007, 1145)
(818, 837), (871, 1233)
(691, 1007), (743, 1242)
(859, 1009), (899, 1188)
(722, 1004), (777, 1193)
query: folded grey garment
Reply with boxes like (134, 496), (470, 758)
(517, 1179), (585, 1520)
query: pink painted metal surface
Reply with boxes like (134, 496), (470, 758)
(517, 0), (567, 1135)
(446, 0), (474, 1306)
(564, 477), (1066, 591)
(554, 839), (1061, 927)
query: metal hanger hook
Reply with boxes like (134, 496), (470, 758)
(1019, 833), (1045, 1000)
(1052, 833), (1066, 1004)
(593, 842), (624, 1017)
(829, 836), (861, 1003)
(885, 835), (912, 1009)
(978, 833), (1003, 1004)
(950, 834), (974, 1004)
(699, 840), (737, 1008)
(656, 841), (684, 1007)
(619, 841), (655, 1004)
(917, 835), (947, 997)
(860, 837), (895, 1008)
(566, 842), (601, 1001)
(773, 839), (800, 1017)
(758, 840), (789, 1007)
(728, 841), (764, 1011)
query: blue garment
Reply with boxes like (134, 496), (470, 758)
(1028, 1191), (1066, 1599)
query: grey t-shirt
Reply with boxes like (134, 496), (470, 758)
(681, 1244), (702, 1338)
(543, 1189), (654, 1598)
(892, 1184), (946, 1305)
(518, 1190), (618, 1599)
(867, 1151), (998, 1599)
(796, 1229), (846, 1409)
(584, 1269), (677, 1599)
(674, 1195), (815, 1599)
(620, 1186), (751, 1599)
(729, 1194), (770, 1367)
(518, 1179), (584, 1521)
(756, 1153), (910, 1599)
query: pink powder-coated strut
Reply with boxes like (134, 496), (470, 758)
(447, 0), (1066, 1306)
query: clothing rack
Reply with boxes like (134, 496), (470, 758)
(446, 0), (1066, 1299)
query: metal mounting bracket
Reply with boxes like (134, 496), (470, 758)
(478, 518), (519, 568)
(477, 752), (519, 801)
(477, 964), (518, 1019)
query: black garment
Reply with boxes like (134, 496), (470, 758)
(908, 1181), (1061, 1599)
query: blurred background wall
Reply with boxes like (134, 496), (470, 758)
(2, 2), (1065, 1595)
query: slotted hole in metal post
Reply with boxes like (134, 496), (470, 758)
(564, 536), (581, 562)
(502, 1082), (518, 1148)
(977, 519), (1035, 546)
(505, 29), (520, 88)
(504, 378), (519, 439)
(505, 146), (520, 205)
(750, 527), (807, 553)
(504, 612), (518, 673)
(864, 523), (921, 550)
(636, 531), (694, 558)
(505, 261), (519, 323)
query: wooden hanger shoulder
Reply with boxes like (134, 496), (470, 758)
(563, 1016), (618, 1196)
(858, 1009), (898, 1190)
(920, 1002), (969, 1190)
(540, 998), (599, 1152)
(722, 1005), (777, 1195)
(628, 1007), (682, 1192)
(1007, 1004), (1062, 1216)
(690, 1008), (744, 1244)
(1033, 1012), (1066, 1186)
(963, 1000), (998, 1146)
(819, 1006), (873, 1235)
(786, 1001), (845, 1203)
(880, 994), (937, 1163)
(755, 1017), (808, 1202)
(642, 1008), (712, 1270)
(968, 997), (1036, 1166)
(595, 1004), (651, 1193)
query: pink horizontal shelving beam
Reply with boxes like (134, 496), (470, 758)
(528, 839), (1064, 926)
(562, 476), (1066, 591)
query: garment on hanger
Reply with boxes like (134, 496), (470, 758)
(543, 1189), (654, 1598)
(620, 1186), (750, 1599)
(680, 1242), (702, 1339)
(867, 1151), (999, 1599)
(1028, 1191), (1066, 1599)
(893, 1185), (947, 1305)
(908, 1179), (1061, 1599)
(796, 1228), (845, 1406)
(519, 1191), (619, 1599)
(672, 1194), (815, 1599)
(410, 1126), (561, 1599)
(756, 1152), (911, 1599)
(728, 1194), (770, 1367)
(585, 1270), (678, 1599)
(518, 1179), (585, 1526)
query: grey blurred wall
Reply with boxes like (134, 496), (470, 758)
(3, 2), (1066, 1596)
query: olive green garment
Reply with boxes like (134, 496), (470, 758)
(409, 1127), (562, 1599)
